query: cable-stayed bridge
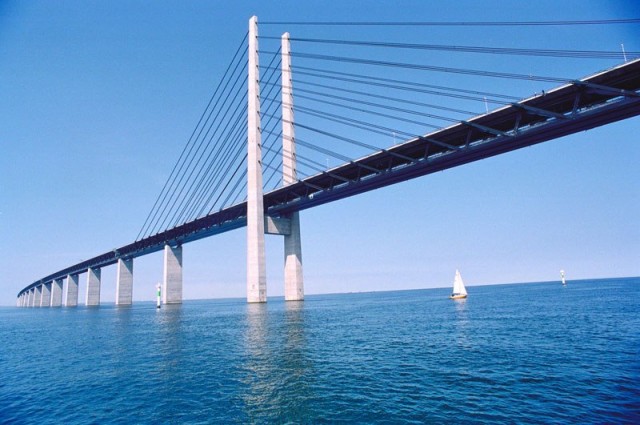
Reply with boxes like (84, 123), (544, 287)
(17, 17), (640, 307)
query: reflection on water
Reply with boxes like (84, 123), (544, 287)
(284, 301), (305, 358)
(156, 303), (183, 326)
(242, 303), (274, 418)
(241, 301), (313, 422)
(113, 305), (133, 353)
(155, 304), (184, 393)
(452, 298), (471, 349)
(282, 301), (313, 419)
(2, 278), (638, 423)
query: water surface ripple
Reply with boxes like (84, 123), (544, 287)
(1, 278), (638, 423)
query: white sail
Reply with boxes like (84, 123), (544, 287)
(453, 270), (467, 295)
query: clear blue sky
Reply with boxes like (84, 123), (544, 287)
(1, 0), (639, 306)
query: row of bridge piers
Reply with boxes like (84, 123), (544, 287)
(17, 17), (304, 307)
(16, 245), (183, 307)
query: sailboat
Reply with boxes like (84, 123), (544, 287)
(560, 270), (566, 286)
(450, 270), (468, 299)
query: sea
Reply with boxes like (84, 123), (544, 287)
(1, 277), (638, 424)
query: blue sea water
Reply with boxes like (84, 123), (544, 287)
(1, 277), (639, 424)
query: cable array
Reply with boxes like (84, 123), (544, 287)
(252, 19), (638, 173)
(137, 34), (250, 240)
(261, 37), (638, 60)
(136, 18), (638, 239)
(261, 18), (640, 26)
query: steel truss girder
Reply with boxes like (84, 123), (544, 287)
(267, 93), (640, 216)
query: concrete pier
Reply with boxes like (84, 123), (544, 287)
(116, 258), (133, 305)
(65, 274), (79, 307)
(85, 267), (101, 306)
(29, 288), (35, 307)
(281, 32), (304, 301)
(246, 15), (267, 303)
(51, 279), (63, 307)
(163, 245), (182, 304)
(40, 282), (52, 307)
(34, 285), (42, 307)
(284, 213), (304, 300)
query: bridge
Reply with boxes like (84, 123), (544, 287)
(16, 17), (640, 307)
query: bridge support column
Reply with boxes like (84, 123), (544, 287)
(28, 289), (33, 307)
(34, 285), (42, 307)
(85, 267), (101, 306)
(40, 282), (52, 307)
(116, 258), (133, 305)
(283, 214), (303, 300)
(65, 274), (79, 307)
(163, 245), (182, 304)
(51, 279), (63, 307)
(281, 32), (304, 301)
(246, 15), (267, 303)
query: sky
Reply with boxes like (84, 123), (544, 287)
(1, 0), (639, 306)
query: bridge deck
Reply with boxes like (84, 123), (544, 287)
(18, 59), (640, 297)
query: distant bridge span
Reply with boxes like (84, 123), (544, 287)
(16, 45), (640, 306)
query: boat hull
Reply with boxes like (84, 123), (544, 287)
(450, 294), (467, 300)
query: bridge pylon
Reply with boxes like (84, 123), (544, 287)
(281, 32), (304, 301)
(247, 16), (267, 303)
(246, 18), (304, 303)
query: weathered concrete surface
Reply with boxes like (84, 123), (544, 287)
(246, 15), (267, 303)
(281, 32), (304, 302)
(34, 285), (42, 307)
(40, 282), (52, 307)
(163, 245), (182, 304)
(116, 258), (133, 305)
(284, 213), (304, 301)
(264, 216), (291, 235)
(85, 268), (101, 306)
(51, 279), (63, 307)
(65, 274), (79, 307)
